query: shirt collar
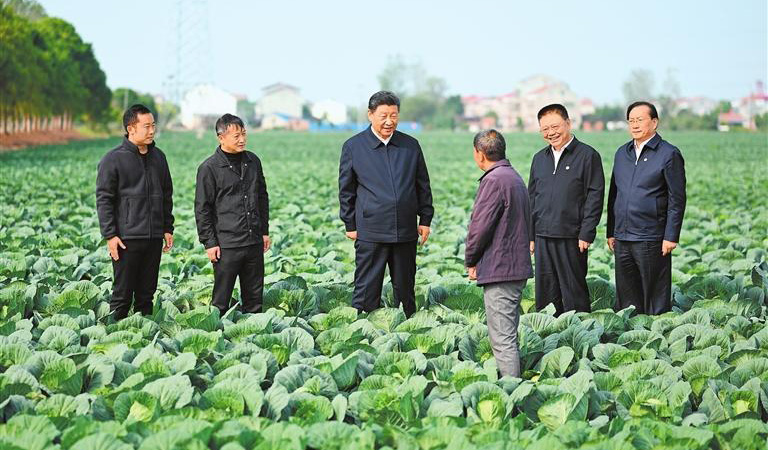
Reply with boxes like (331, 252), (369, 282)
(215, 146), (252, 166)
(552, 135), (575, 153)
(370, 126), (393, 146)
(634, 133), (658, 152)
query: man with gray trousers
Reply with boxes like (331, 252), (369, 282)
(465, 130), (533, 378)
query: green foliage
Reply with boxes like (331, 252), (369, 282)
(0, 130), (765, 448)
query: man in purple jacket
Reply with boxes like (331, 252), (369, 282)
(466, 130), (534, 378)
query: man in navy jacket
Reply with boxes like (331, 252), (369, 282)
(607, 101), (686, 315)
(338, 91), (434, 317)
(466, 130), (533, 377)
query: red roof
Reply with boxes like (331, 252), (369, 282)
(718, 111), (744, 123)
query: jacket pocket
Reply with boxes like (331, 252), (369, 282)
(150, 194), (163, 233)
(123, 198), (130, 224)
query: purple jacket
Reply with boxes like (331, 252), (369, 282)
(465, 160), (533, 286)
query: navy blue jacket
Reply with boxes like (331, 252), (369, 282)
(466, 160), (533, 286)
(528, 137), (605, 242)
(607, 133), (686, 242)
(338, 127), (433, 243)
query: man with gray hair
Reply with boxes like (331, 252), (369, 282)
(195, 113), (270, 317)
(466, 130), (533, 378)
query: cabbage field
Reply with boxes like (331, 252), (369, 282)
(0, 131), (767, 450)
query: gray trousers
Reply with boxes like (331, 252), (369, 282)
(483, 280), (527, 378)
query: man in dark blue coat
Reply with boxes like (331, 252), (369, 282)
(338, 91), (434, 317)
(607, 101), (686, 315)
(466, 130), (533, 377)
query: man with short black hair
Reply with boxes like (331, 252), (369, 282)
(96, 104), (174, 320)
(338, 91), (434, 317)
(195, 114), (270, 316)
(466, 129), (533, 377)
(607, 101), (686, 315)
(528, 104), (605, 315)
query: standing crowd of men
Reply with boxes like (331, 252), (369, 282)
(96, 91), (686, 378)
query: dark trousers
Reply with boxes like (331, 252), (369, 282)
(212, 244), (264, 315)
(111, 239), (163, 320)
(534, 236), (590, 315)
(353, 240), (417, 317)
(614, 240), (671, 315)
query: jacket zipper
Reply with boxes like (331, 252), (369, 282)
(144, 156), (152, 238)
(384, 144), (399, 238)
(626, 146), (645, 232)
(227, 157), (253, 238)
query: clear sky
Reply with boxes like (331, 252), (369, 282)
(38, 0), (768, 107)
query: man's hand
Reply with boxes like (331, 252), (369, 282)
(345, 231), (357, 240)
(263, 235), (271, 253)
(206, 246), (221, 263)
(662, 240), (677, 256)
(467, 266), (477, 281)
(163, 233), (174, 252)
(107, 236), (126, 261)
(607, 237), (616, 253)
(418, 225), (431, 245)
(529, 241), (535, 255)
(578, 240), (591, 253)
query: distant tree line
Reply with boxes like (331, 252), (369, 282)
(377, 56), (464, 130)
(0, 0), (111, 134)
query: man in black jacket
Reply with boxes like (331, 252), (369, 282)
(195, 114), (270, 316)
(96, 104), (174, 320)
(607, 101), (686, 315)
(338, 91), (434, 317)
(528, 104), (605, 315)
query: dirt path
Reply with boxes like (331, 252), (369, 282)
(0, 130), (94, 151)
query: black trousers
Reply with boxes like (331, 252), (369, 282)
(614, 240), (671, 315)
(111, 239), (163, 320)
(212, 244), (264, 315)
(353, 240), (417, 317)
(534, 236), (590, 315)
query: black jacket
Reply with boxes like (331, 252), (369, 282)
(194, 147), (269, 249)
(607, 133), (686, 242)
(338, 127), (433, 243)
(96, 138), (174, 240)
(528, 136), (605, 242)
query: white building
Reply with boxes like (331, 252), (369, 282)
(461, 75), (589, 132)
(180, 84), (237, 129)
(256, 83), (303, 120)
(310, 99), (347, 125)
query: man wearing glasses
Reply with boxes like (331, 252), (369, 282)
(607, 101), (686, 315)
(528, 104), (605, 315)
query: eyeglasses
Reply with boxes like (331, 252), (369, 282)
(627, 118), (647, 125)
(540, 123), (564, 134)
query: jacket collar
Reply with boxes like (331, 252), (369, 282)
(122, 137), (156, 155)
(215, 146), (253, 166)
(546, 135), (579, 155)
(364, 126), (400, 149)
(478, 159), (511, 181)
(623, 133), (662, 157)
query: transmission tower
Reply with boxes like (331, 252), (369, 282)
(162, 0), (213, 104)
